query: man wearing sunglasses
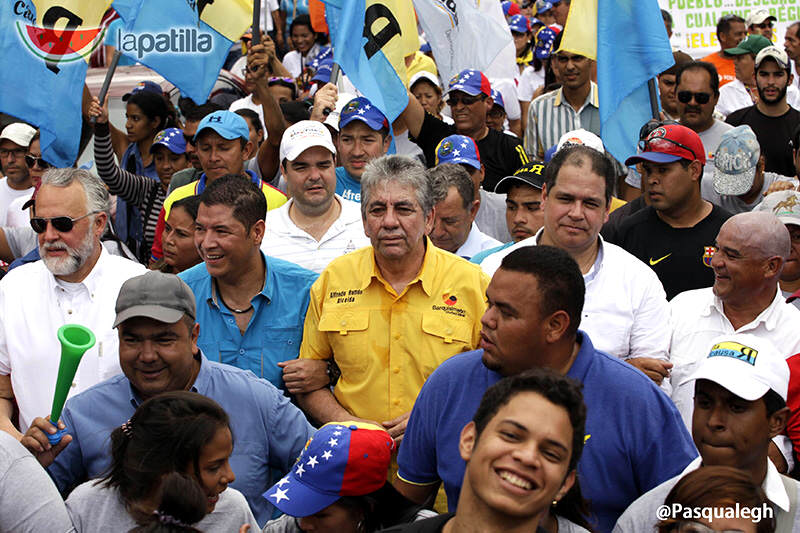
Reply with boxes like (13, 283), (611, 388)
(745, 9), (776, 42)
(726, 47), (800, 178)
(401, 68), (528, 192)
(675, 61), (734, 179)
(0, 168), (146, 439)
(0, 123), (36, 227)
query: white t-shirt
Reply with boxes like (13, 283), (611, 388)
(489, 77), (521, 120)
(229, 94), (267, 136)
(697, 119), (734, 179)
(0, 179), (33, 227)
(518, 65), (546, 102)
(257, 0), (280, 32)
(5, 193), (32, 228)
(716, 78), (800, 117)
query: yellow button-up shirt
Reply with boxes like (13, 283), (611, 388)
(300, 240), (489, 423)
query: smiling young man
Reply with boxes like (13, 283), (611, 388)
(395, 245), (695, 533)
(178, 175), (318, 388)
(18, 271), (314, 525)
(615, 333), (800, 532)
(611, 124), (731, 300)
(385, 369), (587, 533)
(261, 120), (369, 273)
(727, 47), (800, 177)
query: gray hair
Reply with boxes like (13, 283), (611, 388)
(360, 155), (434, 217)
(429, 164), (474, 210)
(726, 211), (791, 260)
(40, 168), (111, 217)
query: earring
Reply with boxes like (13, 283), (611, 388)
(552, 499), (559, 506)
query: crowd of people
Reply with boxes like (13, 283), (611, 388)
(4, 0), (800, 532)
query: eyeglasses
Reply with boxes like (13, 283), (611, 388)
(677, 91), (712, 104)
(753, 22), (774, 29)
(446, 93), (485, 106)
(638, 136), (698, 160)
(25, 155), (51, 169)
(268, 77), (295, 84)
(0, 148), (26, 160)
(241, 65), (261, 76)
(30, 211), (101, 234)
(668, 520), (746, 533)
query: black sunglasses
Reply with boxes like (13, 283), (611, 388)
(30, 211), (101, 234)
(25, 155), (51, 169)
(446, 93), (485, 106)
(677, 91), (711, 105)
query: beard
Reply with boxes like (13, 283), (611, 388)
(39, 228), (96, 276)
(757, 83), (789, 105)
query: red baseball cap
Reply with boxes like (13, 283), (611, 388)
(625, 124), (706, 166)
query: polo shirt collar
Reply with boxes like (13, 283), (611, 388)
(682, 456), (789, 512)
(46, 246), (110, 301)
(705, 287), (784, 331)
(565, 330), (595, 381)
(209, 252), (271, 307)
(127, 351), (210, 408)
(362, 236), (436, 296)
(554, 81), (599, 109)
(195, 169), (260, 195)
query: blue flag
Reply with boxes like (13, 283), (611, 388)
(597, 0), (673, 164)
(111, 0), (251, 104)
(0, 0), (110, 167)
(322, 0), (418, 122)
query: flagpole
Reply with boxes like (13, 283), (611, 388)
(647, 78), (660, 120)
(90, 50), (121, 126)
(322, 63), (341, 117)
(252, 0), (261, 45)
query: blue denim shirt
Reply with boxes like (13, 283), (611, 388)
(48, 354), (314, 525)
(179, 253), (318, 387)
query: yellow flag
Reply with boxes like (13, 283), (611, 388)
(199, 0), (253, 42)
(365, 0), (420, 81)
(558, 0), (597, 60)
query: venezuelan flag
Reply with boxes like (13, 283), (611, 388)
(560, 0), (674, 164)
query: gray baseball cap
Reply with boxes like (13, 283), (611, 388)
(114, 272), (196, 327)
(713, 125), (760, 196)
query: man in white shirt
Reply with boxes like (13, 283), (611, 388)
(479, 145), (671, 367)
(0, 123), (36, 225)
(0, 168), (145, 437)
(668, 211), (800, 429)
(261, 121), (369, 273)
(429, 164), (501, 259)
(614, 333), (800, 532)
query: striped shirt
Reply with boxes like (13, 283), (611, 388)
(524, 82), (601, 159)
(93, 123), (166, 256)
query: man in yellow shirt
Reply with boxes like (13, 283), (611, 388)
(294, 155), (489, 443)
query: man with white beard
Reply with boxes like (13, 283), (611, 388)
(0, 168), (145, 437)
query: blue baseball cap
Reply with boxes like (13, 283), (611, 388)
(509, 14), (531, 34)
(447, 69), (492, 97)
(194, 110), (250, 142)
(122, 80), (162, 101)
(420, 42), (432, 54)
(338, 97), (389, 132)
(150, 128), (187, 155)
(535, 27), (558, 59)
(312, 59), (333, 84)
(491, 89), (506, 110)
(435, 134), (481, 170)
(535, 0), (554, 14)
(263, 422), (394, 517)
(502, 0), (521, 16)
(544, 144), (558, 163)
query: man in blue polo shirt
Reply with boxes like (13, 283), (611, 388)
(179, 175), (319, 387)
(394, 245), (697, 533)
(19, 271), (313, 525)
(334, 96), (391, 202)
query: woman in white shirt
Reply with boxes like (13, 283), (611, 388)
(282, 14), (330, 79)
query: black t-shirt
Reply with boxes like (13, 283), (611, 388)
(608, 204), (732, 300)
(412, 112), (529, 191)
(726, 105), (800, 176)
(601, 195), (647, 243)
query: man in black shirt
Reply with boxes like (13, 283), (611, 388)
(611, 124), (732, 300)
(726, 46), (800, 176)
(400, 68), (529, 191)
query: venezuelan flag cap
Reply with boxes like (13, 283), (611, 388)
(262, 421), (395, 517)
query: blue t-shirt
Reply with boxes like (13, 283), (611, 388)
(397, 332), (697, 533)
(48, 354), (314, 525)
(335, 166), (361, 203)
(469, 241), (514, 264)
(179, 252), (318, 387)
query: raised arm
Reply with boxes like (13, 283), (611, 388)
(249, 41), (287, 182)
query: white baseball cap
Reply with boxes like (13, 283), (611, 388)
(409, 71), (441, 90)
(755, 190), (800, 227)
(682, 333), (789, 402)
(279, 120), (336, 163)
(746, 9), (776, 27)
(556, 128), (605, 154)
(0, 122), (36, 148)
(755, 46), (789, 70)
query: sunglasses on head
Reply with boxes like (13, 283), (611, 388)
(30, 211), (101, 234)
(446, 93), (485, 106)
(677, 91), (711, 104)
(25, 155), (51, 169)
(638, 136), (698, 160)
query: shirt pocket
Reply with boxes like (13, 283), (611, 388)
(419, 313), (473, 376)
(318, 310), (370, 381)
(262, 326), (302, 364)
